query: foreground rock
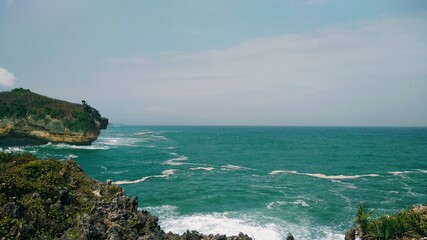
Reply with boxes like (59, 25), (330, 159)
(0, 88), (108, 146)
(0, 153), (252, 240)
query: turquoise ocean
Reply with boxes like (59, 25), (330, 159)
(2, 126), (427, 239)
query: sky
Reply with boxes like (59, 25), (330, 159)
(1, 0), (427, 126)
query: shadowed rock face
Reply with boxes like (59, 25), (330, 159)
(0, 153), (252, 240)
(0, 88), (108, 146)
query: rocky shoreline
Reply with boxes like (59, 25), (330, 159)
(0, 153), (251, 240)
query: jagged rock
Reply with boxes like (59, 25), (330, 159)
(412, 203), (427, 215)
(0, 88), (108, 146)
(344, 228), (355, 240)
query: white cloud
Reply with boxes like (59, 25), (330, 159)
(0, 67), (16, 87)
(105, 13), (427, 125)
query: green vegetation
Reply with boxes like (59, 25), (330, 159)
(353, 203), (427, 240)
(0, 88), (105, 132)
(0, 152), (121, 239)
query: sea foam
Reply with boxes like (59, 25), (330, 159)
(113, 169), (176, 185)
(305, 173), (379, 180)
(221, 164), (253, 171)
(388, 170), (416, 175)
(67, 154), (79, 159)
(156, 210), (344, 240)
(96, 137), (140, 147)
(159, 213), (283, 240)
(164, 156), (189, 166)
(266, 200), (310, 209)
(190, 167), (215, 171)
(269, 170), (298, 175)
(270, 169), (379, 180)
(0, 147), (27, 153)
(41, 142), (110, 150)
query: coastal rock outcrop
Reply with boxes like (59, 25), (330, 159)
(0, 88), (108, 146)
(0, 152), (252, 240)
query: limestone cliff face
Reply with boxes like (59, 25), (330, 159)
(0, 88), (108, 146)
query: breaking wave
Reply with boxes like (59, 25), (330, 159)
(190, 167), (215, 171)
(269, 170), (379, 180)
(40, 142), (110, 150)
(221, 165), (254, 171)
(269, 170), (298, 175)
(159, 212), (283, 240)
(0, 147), (27, 153)
(388, 170), (424, 175)
(266, 200), (310, 209)
(113, 169), (176, 185)
(305, 173), (379, 180)
(164, 155), (189, 166)
(154, 208), (344, 240)
(96, 137), (140, 147)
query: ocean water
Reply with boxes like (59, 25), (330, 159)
(2, 126), (427, 239)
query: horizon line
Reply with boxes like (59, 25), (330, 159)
(107, 123), (427, 128)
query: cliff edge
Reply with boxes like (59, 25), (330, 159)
(0, 152), (252, 240)
(0, 88), (108, 146)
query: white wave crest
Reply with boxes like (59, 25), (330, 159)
(113, 169), (176, 185)
(67, 154), (78, 159)
(190, 167), (215, 171)
(266, 200), (310, 209)
(162, 169), (176, 177)
(164, 156), (189, 166)
(0, 147), (27, 153)
(114, 176), (152, 185)
(145, 206), (344, 240)
(152, 135), (168, 140)
(142, 205), (179, 217)
(270, 169), (379, 180)
(221, 164), (253, 171)
(269, 170), (298, 175)
(96, 137), (140, 147)
(159, 213), (283, 240)
(41, 142), (110, 150)
(389, 170), (417, 175)
(305, 173), (379, 180)
(164, 160), (185, 166)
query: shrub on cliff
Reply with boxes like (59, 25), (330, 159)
(352, 203), (427, 239)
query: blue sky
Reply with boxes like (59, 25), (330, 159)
(1, 0), (427, 126)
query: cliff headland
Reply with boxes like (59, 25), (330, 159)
(0, 88), (108, 146)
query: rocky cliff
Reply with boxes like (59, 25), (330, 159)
(0, 152), (252, 240)
(0, 88), (108, 146)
